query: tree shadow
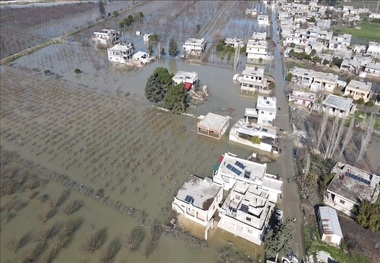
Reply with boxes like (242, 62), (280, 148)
(18, 230), (33, 249)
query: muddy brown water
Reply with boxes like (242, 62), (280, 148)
(0, 2), (319, 262)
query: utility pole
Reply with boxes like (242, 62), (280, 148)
(157, 42), (160, 60)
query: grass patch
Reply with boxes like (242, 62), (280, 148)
(352, 111), (380, 131)
(332, 22), (380, 44)
(351, 253), (372, 263)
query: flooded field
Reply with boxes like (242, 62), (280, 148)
(0, 2), (280, 262)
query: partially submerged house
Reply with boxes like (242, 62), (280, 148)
(317, 206), (343, 246)
(322, 94), (354, 118)
(325, 162), (380, 216)
(238, 66), (267, 92)
(183, 38), (207, 55)
(225, 38), (245, 48)
(213, 154), (282, 200)
(197, 113), (230, 140)
(132, 51), (152, 65)
(258, 14), (270, 25)
(255, 96), (277, 126)
(246, 39), (269, 60)
(217, 182), (275, 245)
(343, 80), (372, 102)
(107, 43), (133, 64)
(93, 28), (119, 45)
(172, 71), (199, 90)
(172, 175), (223, 239)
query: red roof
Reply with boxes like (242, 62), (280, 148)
(184, 82), (192, 90)
(217, 154), (224, 164)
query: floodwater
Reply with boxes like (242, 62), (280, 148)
(1, 2), (286, 262)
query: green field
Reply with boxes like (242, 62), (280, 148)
(333, 22), (380, 44)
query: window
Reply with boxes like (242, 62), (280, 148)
(246, 217), (251, 222)
(261, 111), (264, 114)
(339, 199), (345, 204)
(269, 113), (272, 115)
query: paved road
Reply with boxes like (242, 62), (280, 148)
(270, 7), (306, 260)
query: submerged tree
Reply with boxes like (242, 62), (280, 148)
(168, 38), (178, 57)
(163, 83), (187, 114)
(99, 0), (106, 18)
(124, 227), (145, 252)
(144, 67), (172, 103)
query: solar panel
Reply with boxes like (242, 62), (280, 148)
(185, 195), (194, 204)
(227, 164), (232, 169)
(235, 161), (245, 169)
(240, 204), (249, 213)
(262, 128), (268, 132)
(345, 172), (371, 186)
(244, 171), (251, 179)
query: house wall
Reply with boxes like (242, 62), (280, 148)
(365, 67), (380, 77)
(344, 88), (371, 102)
(257, 110), (276, 125)
(326, 191), (356, 213)
(172, 188), (222, 227)
(321, 233), (341, 246)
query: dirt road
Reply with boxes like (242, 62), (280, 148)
(270, 8), (306, 260)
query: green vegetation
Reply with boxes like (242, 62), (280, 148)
(150, 34), (158, 42)
(240, 44), (246, 54)
(98, 0), (106, 18)
(353, 200), (380, 232)
(352, 111), (380, 131)
(333, 22), (380, 43)
(169, 38), (178, 57)
(112, 11), (118, 17)
(288, 49), (321, 64)
(145, 67), (187, 114)
(285, 73), (293, 81)
(196, 24), (201, 34)
(355, 98), (365, 105)
(306, 16), (316, 23)
(304, 225), (371, 263)
(120, 15), (134, 28)
(74, 68), (82, 74)
(264, 217), (293, 259)
(215, 39), (235, 58)
(251, 136), (260, 144)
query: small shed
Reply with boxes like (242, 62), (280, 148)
(317, 206), (343, 246)
(197, 113), (230, 140)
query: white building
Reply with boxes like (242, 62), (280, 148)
(288, 90), (316, 107)
(225, 38), (245, 48)
(238, 66), (267, 91)
(258, 14), (270, 25)
(344, 80), (372, 102)
(172, 175), (223, 239)
(107, 43), (133, 64)
(322, 94), (354, 118)
(312, 71), (338, 93)
(212, 154), (282, 200)
(324, 162), (380, 216)
(364, 63), (380, 78)
(367, 42), (380, 55)
(93, 29), (119, 45)
(256, 96), (277, 125)
(317, 207), (343, 246)
(132, 51), (152, 65)
(183, 38), (207, 55)
(246, 39), (269, 60)
(217, 182), (275, 245)
(172, 71), (199, 90)
(328, 34), (352, 50)
(252, 32), (267, 40)
(197, 113), (230, 140)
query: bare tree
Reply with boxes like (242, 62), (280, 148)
(356, 113), (375, 163)
(25, 177), (39, 190)
(5, 237), (19, 253)
(124, 227), (145, 252)
(37, 210), (49, 223)
(324, 115), (339, 159)
(33, 227), (51, 244)
(61, 200), (81, 216)
(328, 116), (346, 159)
(340, 116), (355, 159)
(49, 197), (58, 208)
(99, 243), (117, 263)
(317, 107), (329, 151)
(80, 230), (105, 254)
(1, 200), (13, 213)
(21, 244), (43, 262)
(50, 235), (65, 252)
(36, 194), (48, 204)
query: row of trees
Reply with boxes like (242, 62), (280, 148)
(119, 12), (143, 28)
(354, 199), (380, 232)
(144, 67), (187, 114)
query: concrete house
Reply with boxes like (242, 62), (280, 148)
(246, 39), (268, 60)
(344, 80), (372, 102)
(252, 32), (267, 40)
(288, 90), (316, 107)
(328, 34), (352, 50)
(290, 67), (314, 86)
(172, 71), (199, 90)
(322, 94), (354, 118)
(183, 38), (207, 55)
(107, 43), (133, 63)
(197, 113), (230, 140)
(225, 38), (245, 48)
(255, 96), (277, 125)
(93, 28), (119, 45)
(367, 42), (380, 55)
(340, 59), (362, 74)
(212, 154), (282, 199)
(364, 63), (380, 78)
(317, 207), (343, 246)
(217, 182), (275, 245)
(238, 66), (267, 92)
(132, 51), (152, 65)
(172, 175), (223, 239)
(312, 71), (338, 93)
(258, 14), (269, 25)
(324, 162), (380, 216)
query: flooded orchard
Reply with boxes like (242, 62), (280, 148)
(0, 1), (281, 262)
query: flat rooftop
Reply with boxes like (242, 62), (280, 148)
(108, 43), (133, 51)
(176, 175), (221, 210)
(247, 39), (268, 47)
(218, 153), (267, 182)
(257, 96), (277, 110)
(291, 67), (314, 77)
(198, 113), (229, 131)
(242, 66), (265, 76)
(185, 38), (205, 44)
(313, 71), (338, 83)
(327, 163), (378, 203)
(172, 71), (198, 83)
(252, 32), (267, 40)
(346, 80), (372, 91)
(290, 90), (316, 100)
(323, 94), (353, 111)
